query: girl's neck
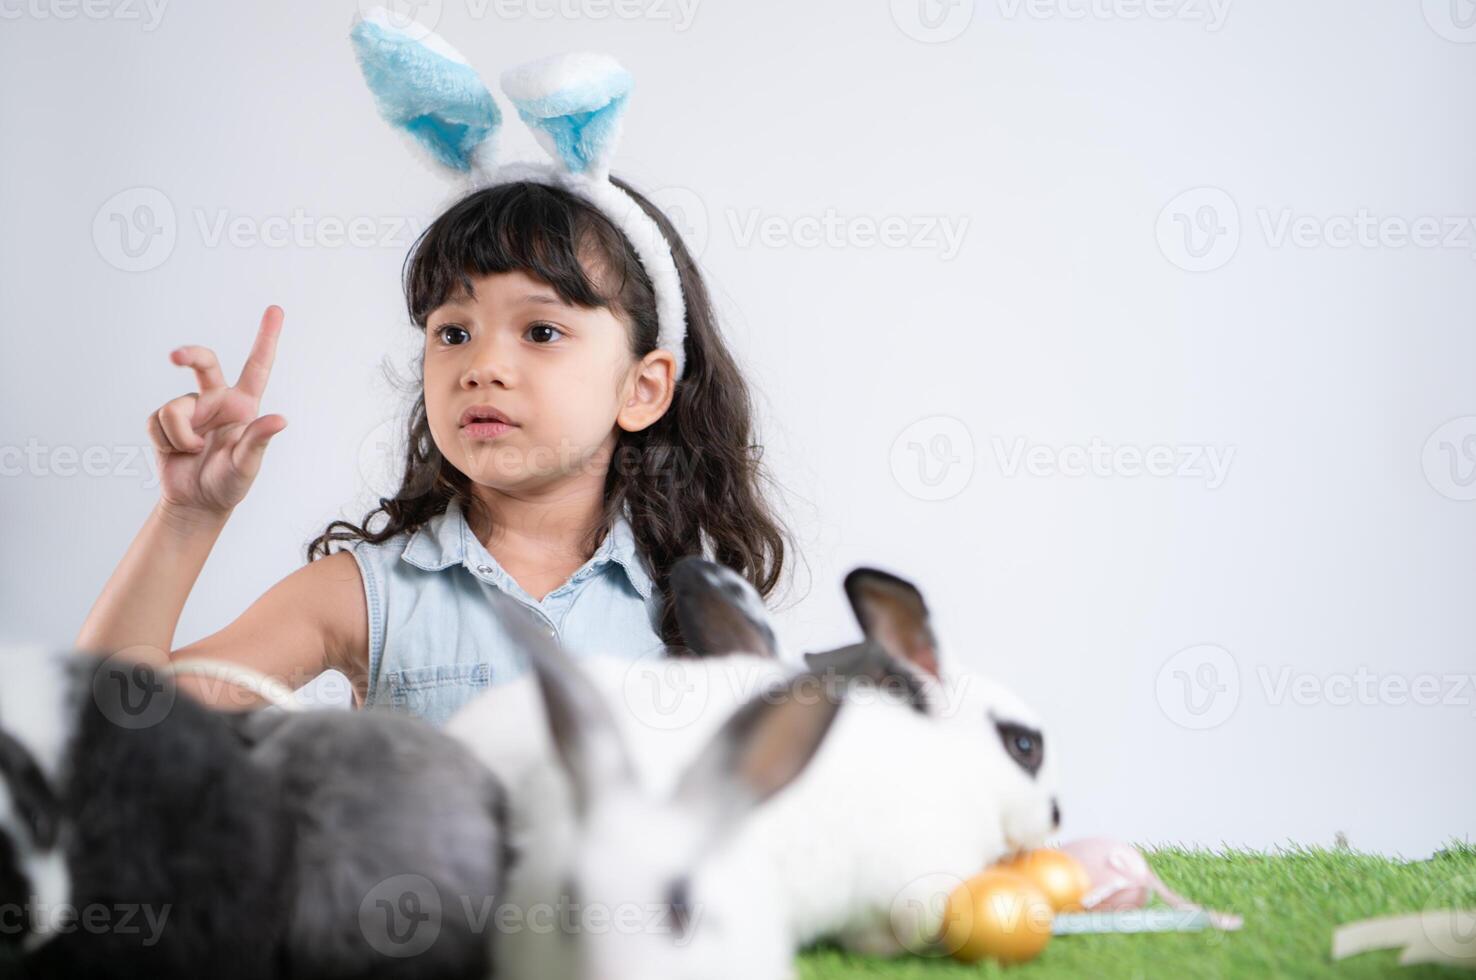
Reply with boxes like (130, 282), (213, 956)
(464, 485), (607, 566)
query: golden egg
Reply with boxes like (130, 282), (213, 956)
(941, 869), (1055, 965)
(998, 848), (1093, 912)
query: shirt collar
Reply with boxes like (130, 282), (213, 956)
(400, 499), (654, 601)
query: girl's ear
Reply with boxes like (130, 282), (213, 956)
(616, 349), (676, 433)
(349, 6), (501, 177)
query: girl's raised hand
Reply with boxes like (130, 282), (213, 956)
(148, 305), (289, 521)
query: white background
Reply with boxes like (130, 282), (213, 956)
(2, 0), (1473, 859)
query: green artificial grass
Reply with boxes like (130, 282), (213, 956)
(3, 840), (1469, 976)
(795, 840), (1476, 979)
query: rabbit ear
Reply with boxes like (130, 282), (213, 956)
(489, 592), (635, 819)
(802, 640), (932, 715)
(842, 568), (942, 680)
(671, 670), (842, 846)
(499, 52), (633, 181)
(349, 6), (501, 176)
(669, 556), (779, 658)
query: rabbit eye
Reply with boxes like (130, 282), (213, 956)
(665, 876), (692, 938)
(994, 719), (1044, 777)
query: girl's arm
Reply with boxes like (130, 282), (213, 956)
(74, 499), (233, 667)
(164, 549), (369, 708)
(74, 500), (370, 709)
(73, 305), (368, 708)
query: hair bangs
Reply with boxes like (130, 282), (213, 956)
(403, 182), (647, 331)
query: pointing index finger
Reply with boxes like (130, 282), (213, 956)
(236, 305), (283, 399)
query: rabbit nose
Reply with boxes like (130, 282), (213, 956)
(1050, 798), (1061, 829)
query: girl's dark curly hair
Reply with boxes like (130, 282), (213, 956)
(306, 177), (791, 648)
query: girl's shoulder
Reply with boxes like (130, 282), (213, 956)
(335, 504), (463, 567)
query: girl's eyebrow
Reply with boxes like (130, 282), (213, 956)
(521, 292), (568, 306)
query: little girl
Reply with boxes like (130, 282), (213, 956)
(74, 177), (789, 726)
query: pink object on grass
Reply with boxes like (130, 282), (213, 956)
(1059, 837), (1243, 931)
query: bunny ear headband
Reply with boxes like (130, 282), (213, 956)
(348, 7), (688, 379)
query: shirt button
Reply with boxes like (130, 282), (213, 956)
(477, 564), (493, 574)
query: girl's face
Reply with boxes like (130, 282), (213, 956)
(423, 268), (675, 497)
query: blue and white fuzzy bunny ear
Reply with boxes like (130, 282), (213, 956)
(348, 7), (500, 176)
(495, 54), (688, 378)
(499, 53), (633, 182)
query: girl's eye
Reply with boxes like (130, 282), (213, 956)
(526, 322), (564, 344)
(436, 325), (470, 346)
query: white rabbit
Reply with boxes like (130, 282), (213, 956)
(448, 557), (1061, 965)
(444, 594), (842, 980)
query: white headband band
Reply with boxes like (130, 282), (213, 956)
(349, 9), (689, 379)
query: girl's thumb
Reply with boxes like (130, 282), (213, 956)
(231, 414), (287, 472)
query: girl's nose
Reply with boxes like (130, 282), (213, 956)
(460, 339), (516, 389)
(462, 366), (509, 389)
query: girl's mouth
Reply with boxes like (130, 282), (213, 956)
(462, 420), (517, 440)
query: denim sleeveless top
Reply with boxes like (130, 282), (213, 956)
(346, 499), (666, 727)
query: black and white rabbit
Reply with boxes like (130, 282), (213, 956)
(0, 645), (289, 979)
(0, 645), (509, 980)
(448, 558), (1061, 962)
